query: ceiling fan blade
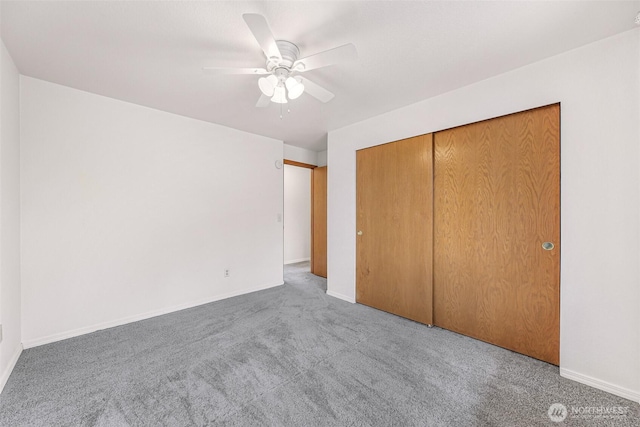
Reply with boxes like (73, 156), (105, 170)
(202, 67), (269, 75)
(293, 44), (357, 72)
(242, 14), (282, 61)
(300, 78), (335, 103)
(256, 93), (271, 108)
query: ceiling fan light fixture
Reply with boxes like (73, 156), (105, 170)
(285, 76), (304, 100)
(271, 85), (288, 104)
(258, 75), (278, 96)
(204, 14), (353, 107)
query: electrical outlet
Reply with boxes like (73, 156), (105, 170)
(224, 269), (230, 278)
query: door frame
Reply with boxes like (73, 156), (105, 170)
(283, 159), (317, 271)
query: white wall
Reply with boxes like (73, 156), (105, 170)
(20, 77), (284, 347)
(283, 143), (318, 166)
(0, 40), (22, 392)
(327, 29), (640, 402)
(316, 150), (327, 167)
(284, 164), (310, 264)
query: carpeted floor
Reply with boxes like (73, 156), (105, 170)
(0, 262), (638, 426)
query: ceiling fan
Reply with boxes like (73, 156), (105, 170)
(203, 14), (357, 107)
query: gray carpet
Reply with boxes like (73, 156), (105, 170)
(0, 262), (638, 426)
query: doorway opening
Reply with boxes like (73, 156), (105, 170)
(284, 162), (312, 271)
(283, 159), (327, 278)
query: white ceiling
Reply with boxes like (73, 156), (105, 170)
(2, 1), (639, 151)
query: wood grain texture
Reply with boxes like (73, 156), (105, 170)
(433, 104), (560, 365)
(311, 166), (327, 278)
(356, 135), (433, 325)
(284, 159), (316, 169)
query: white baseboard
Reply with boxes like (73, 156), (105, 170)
(22, 281), (284, 349)
(0, 343), (23, 394)
(560, 367), (640, 403)
(284, 258), (310, 265)
(326, 290), (356, 304)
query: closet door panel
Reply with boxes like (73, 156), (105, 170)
(433, 104), (560, 364)
(356, 134), (433, 325)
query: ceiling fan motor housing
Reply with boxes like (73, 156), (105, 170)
(267, 40), (300, 71)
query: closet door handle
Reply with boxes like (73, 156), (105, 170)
(542, 242), (554, 250)
(357, 230), (363, 236)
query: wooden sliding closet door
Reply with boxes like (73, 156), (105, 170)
(356, 134), (433, 325)
(433, 104), (560, 364)
(311, 166), (327, 278)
